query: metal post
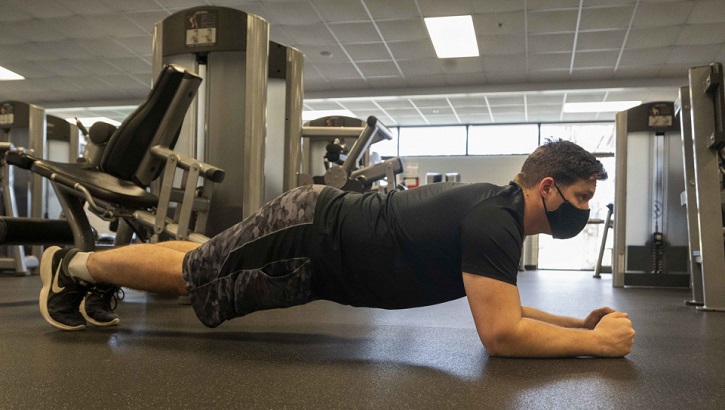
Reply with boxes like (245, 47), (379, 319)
(688, 64), (725, 311)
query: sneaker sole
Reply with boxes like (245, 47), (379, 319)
(39, 246), (86, 331)
(80, 300), (120, 327)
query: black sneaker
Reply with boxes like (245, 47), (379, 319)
(80, 285), (124, 327)
(39, 246), (90, 331)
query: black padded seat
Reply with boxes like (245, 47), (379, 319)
(31, 160), (158, 209)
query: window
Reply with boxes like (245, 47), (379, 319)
(398, 126), (467, 156)
(370, 128), (398, 158)
(540, 123), (614, 153)
(468, 124), (539, 155)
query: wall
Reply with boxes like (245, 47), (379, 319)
(400, 154), (528, 186)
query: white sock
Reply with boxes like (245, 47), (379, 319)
(67, 251), (96, 284)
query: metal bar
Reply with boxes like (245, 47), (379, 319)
(688, 63), (725, 311)
(677, 86), (704, 306)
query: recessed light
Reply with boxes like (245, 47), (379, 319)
(0, 65), (24, 81)
(424, 15), (479, 59)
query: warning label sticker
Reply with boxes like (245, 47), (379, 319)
(185, 10), (218, 47)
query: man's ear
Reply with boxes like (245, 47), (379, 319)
(539, 177), (555, 197)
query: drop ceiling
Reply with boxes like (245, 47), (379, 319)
(0, 0), (723, 125)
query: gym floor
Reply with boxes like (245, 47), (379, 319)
(1, 270), (724, 409)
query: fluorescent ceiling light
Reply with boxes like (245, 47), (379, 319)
(563, 101), (641, 113)
(424, 15), (479, 59)
(0, 65), (24, 80)
(302, 110), (355, 121)
(65, 117), (122, 127)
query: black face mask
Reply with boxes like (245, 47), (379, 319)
(542, 183), (590, 239)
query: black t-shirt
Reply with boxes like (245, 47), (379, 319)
(311, 181), (525, 309)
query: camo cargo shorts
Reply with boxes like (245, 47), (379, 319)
(182, 184), (325, 328)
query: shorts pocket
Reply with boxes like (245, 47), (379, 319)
(234, 257), (314, 315)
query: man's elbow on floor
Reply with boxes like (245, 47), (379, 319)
(478, 331), (515, 357)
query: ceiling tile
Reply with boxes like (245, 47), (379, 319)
(125, 11), (171, 32)
(11, 0), (73, 18)
(459, 114), (493, 124)
(330, 22), (382, 43)
(618, 47), (671, 66)
(482, 54), (527, 72)
(357, 61), (401, 77)
(565, 91), (608, 102)
(528, 33), (576, 54)
(576, 30), (627, 50)
(4, 19), (67, 42)
(346, 43), (392, 62)
(387, 40), (437, 60)
(472, 1), (524, 13)
(677, 23), (725, 46)
(526, 94), (565, 105)
(282, 24), (337, 46)
(665, 44), (723, 64)
(416, 0), (476, 17)
(376, 99), (414, 109)
(449, 96), (489, 106)
(632, 2), (694, 28)
(580, 6), (635, 30)
(526, 70), (572, 82)
(479, 34), (525, 55)
(299, 44), (350, 63)
(455, 106), (489, 115)
(445, 72), (488, 85)
(363, 0), (420, 20)
(311, 0), (369, 22)
(85, 15), (149, 38)
(315, 62), (362, 80)
(687, 0), (725, 24)
(529, 54), (571, 70)
(573, 50), (619, 68)
(376, 19), (428, 42)
(98, 0), (165, 13)
(486, 70), (529, 84)
(56, 0), (116, 15)
(492, 113), (526, 123)
(625, 27), (680, 49)
(409, 97), (451, 108)
(439, 59), (484, 74)
(105, 57), (153, 74)
(44, 15), (109, 39)
(472, 11), (525, 36)
(487, 95), (525, 106)
(401, 74), (447, 87)
(259, 1), (322, 25)
(569, 68), (614, 80)
(528, 10), (579, 34)
(613, 65), (663, 78)
(114, 36), (154, 56)
(528, 0), (581, 10)
(397, 59), (444, 76)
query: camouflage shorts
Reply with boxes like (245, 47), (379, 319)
(182, 184), (325, 327)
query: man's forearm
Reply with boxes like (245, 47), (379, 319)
(521, 306), (584, 328)
(488, 317), (606, 358)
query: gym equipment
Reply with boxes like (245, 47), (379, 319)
(613, 102), (689, 287)
(0, 101), (47, 273)
(677, 63), (725, 311)
(45, 115), (81, 220)
(299, 116), (404, 193)
(4, 65), (223, 251)
(266, 41), (304, 202)
(152, 6), (270, 236)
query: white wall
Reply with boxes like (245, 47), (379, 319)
(401, 154), (528, 186)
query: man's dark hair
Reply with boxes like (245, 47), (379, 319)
(515, 139), (608, 188)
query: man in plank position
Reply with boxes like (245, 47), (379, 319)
(39, 140), (634, 358)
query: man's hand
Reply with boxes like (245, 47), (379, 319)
(593, 311), (636, 357)
(582, 307), (616, 329)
